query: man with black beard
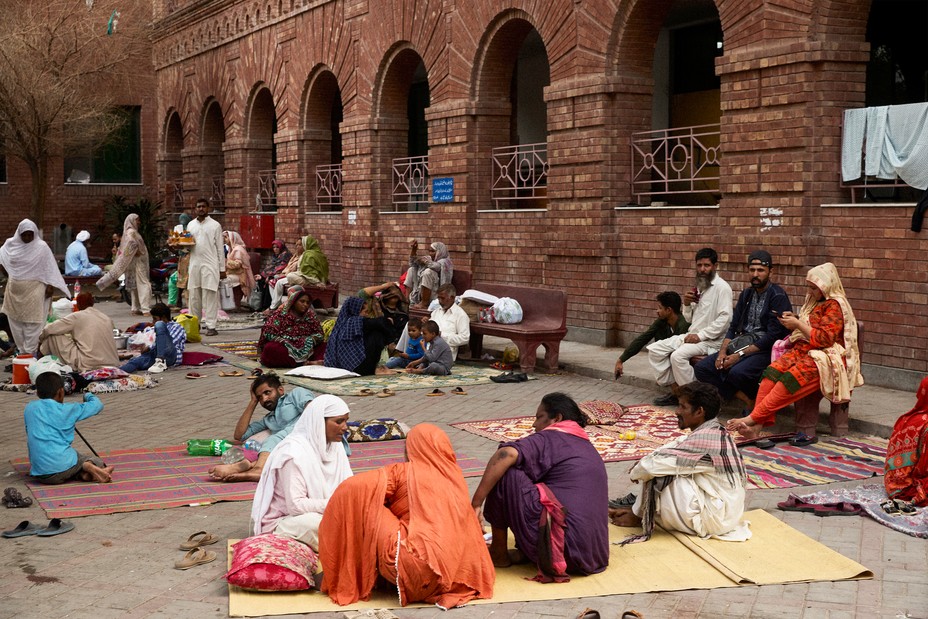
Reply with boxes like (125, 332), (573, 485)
(694, 250), (792, 411)
(648, 248), (732, 406)
(208, 373), (316, 482)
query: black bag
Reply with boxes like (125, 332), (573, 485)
(726, 333), (760, 355)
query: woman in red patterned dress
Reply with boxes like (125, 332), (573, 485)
(727, 263), (862, 442)
(885, 376), (928, 506)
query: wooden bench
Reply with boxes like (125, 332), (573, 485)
(62, 275), (99, 295)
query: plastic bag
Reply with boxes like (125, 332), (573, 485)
(175, 313), (201, 343)
(168, 271), (179, 307)
(51, 298), (73, 320)
(128, 327), (157, 350)
(219, 279), (236, 311)
(492, 297), (523, 324)
(502, 344), (520, 365)
(27, 355), (73, 384)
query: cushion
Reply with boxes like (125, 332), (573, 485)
(578, 400), (627, 426)
(80, 367), (130, 382)
(346, 418), (410, 442)
(284, 365), (359, 380)
(225, 534), (318, 592)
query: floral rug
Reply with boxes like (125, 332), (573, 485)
(793, 483), (926, 539)
(451, 403), (686, 462)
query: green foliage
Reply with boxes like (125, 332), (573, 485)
(101, 195), (168, 264)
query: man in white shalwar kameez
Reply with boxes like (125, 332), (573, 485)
(611, 382), (751, 543)
(0, 220), (70, 356)
(183, 199), (225, 336)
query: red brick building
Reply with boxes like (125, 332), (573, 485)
(155, 0), (923, 387)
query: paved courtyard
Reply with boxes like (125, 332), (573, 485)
(0, 301), (925, 618)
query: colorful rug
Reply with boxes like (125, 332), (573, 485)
(451, 403), (686, 462)
(216, 314), (265, 331)
(228, 509), (871, 616)
(741, 436), (888, 489)
(209, 340), (260, 361)
(13, 441), (484, 519)
(793, 483), (927, 539)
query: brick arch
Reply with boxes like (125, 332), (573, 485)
(301, 66), (342, 132)
(163, 109), (185, 153)
(371, 43), (428, 122)
(470, 9), (541, 102)
(200, 98), (227, 149)
(244, 83), (277, 141)
(606, 0), (675, 78)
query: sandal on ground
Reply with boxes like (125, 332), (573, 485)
(179, 530), (220, 550)
(427, 389), (445, 397)
(451, 387), (467, 395)
(185, 372), (206, 379)
(789, 432), (819, 447)
(608, 492), (637, 509)
(776, 496), (817, 512)
(754, 439), (776, 450)
(376, 388), (395, 398)
(880, 499), (901, 515)
(36, 518), (75, 536)
(356, 388), (375, 397)
(1, 520), (42, 538)
(893, 499), (917, 514)
(174, 547), (217, 570)
(490, 362), (511, 370)
(218, 370), (244, 377)
(246, 368), (264, 380)
(813, 501), (862, 517)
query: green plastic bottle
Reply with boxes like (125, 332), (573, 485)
(186, 439), (232, 456)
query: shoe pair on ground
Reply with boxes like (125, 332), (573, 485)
(777, 497), (863, 517)
(175, 530), (220, 570)
(2, 518), (74, 537)
(880, 498), (918, 516)
(425, 387), (467, 397)
(490, 371), (528, 383)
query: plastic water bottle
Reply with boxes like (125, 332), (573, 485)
(186, 439), (232, 456)
(74, 280), (81, 296)
(220, 446), (245, 464)
(243, 439), (260, 462)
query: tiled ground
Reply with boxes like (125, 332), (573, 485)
(0, 302), (924, 618)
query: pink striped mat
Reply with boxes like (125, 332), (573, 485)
(12, 442), (485, 519)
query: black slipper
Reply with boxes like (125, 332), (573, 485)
(789, 432), (819, 447)
(754, 439), (776, 449)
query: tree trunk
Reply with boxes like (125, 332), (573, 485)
(29, 156), (49, 228)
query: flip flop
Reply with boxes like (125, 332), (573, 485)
(36, 518), (75, 536)
(174, 547), (217, 570)
(247, 368), (264, 380)
(185, 372), (206, 380)
(2, 521), (42, 538)
(218, 370), (244, 377)
(427, 389), (445, 397)
(776, 496), (817, 512)
(451, 387), (467, 395)
(376, 388), (395, 398)
(880, 499), (901, 515)
(179, 530), (220, 550)
(893, 499), (918, 514)
(789, 432), (819, 447)
(356, 388), (375, 397)
(754, 439), (776, 450)
(813, 502), (862, 517)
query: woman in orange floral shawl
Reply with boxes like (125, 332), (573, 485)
(885, 377), (928, 506)
(728, 263), (862, 439)
(318, 424), (494, 608)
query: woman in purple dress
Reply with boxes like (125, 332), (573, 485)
(471, 392), (609, 583)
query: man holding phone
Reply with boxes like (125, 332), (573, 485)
(694, 250), (792, 410)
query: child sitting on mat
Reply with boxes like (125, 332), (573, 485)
(24, 372), (114, 484)
(385, 317), (425, 369)
(405, 320), (453, 376)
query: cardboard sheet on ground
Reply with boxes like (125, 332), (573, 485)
(227, 509), (871, 616)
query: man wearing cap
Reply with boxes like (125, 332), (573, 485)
(64, 231), (103, 277)
(693, 250), (792, 411)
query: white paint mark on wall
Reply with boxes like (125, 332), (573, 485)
(759, 207), (783, 232)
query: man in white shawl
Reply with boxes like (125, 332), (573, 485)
(184, 199), (225, 336)
(0, 220), (70, 355)
(251, 394), (352, 550)
(64, 230), (103, 277)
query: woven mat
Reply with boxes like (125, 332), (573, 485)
(209, 340), (260, 361)
(228, 509), (871, 616)
(451, 402), (686, 462)
(13, 441), (484, 519)
(741, 436), (888, 489)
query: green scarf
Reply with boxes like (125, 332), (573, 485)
(298, 235), (329, 282)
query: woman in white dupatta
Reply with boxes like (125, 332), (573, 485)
(250, 394), (352, 550)
(0, 220), (70, 355)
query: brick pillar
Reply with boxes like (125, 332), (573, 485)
(337, 117), (381, 290)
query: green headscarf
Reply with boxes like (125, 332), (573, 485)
(298, 235), (329, 283)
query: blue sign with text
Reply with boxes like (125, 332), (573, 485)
(432, 177), (454, 203)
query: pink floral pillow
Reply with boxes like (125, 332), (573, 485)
(579, 400), (627, 425)
(80, 367), (130, 382)
(225, 533), (318, 592)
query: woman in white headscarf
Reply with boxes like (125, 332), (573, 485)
(404, 240), (453, 308)
(96, 214), (153, 315)
(250, 394), (352, 550)
(0, 220), (70, 355)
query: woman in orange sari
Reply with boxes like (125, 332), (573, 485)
(319, 424), (494, 608)
(885, 376), (928, 506)
(728, 263), (862, 443)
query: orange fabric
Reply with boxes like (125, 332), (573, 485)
(319, 424), (494, 607)
(750, 377), (821, 427)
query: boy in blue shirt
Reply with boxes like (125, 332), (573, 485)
(24, 372), (113, 484)
(405, 320), (453, 375)
(384, 318), (424, 369)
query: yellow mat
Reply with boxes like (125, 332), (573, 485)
(228, 509), (871, 616)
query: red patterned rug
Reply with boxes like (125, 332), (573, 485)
(12, 442), (485, 519)
(451, 402), (687, 463)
